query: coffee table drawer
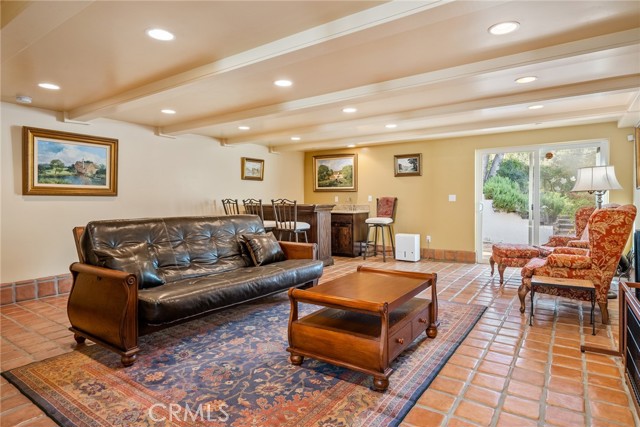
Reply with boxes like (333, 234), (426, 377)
(412, 305), (430, 338)
(389, 322), (412, 361)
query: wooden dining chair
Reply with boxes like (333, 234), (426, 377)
(221, 198), (240, 215)
(242, 199), (276, 231)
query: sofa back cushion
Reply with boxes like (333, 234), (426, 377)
(81, 215), (265, 286)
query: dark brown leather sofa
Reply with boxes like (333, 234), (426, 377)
(68, 215), (324, 366)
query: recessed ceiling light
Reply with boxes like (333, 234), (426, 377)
(16, 95), (32, 104)
(515, 76), (537, 84)
(161, 109), (176, 114)
(342, 107), (357, 113)
(488, 21), (520, 35)
(146, 28), (174, 41)
(38, 82), (60, 90)
(238, 125), (250, 130)
(290, 136), (301, 141)
(347, 144), (356, 148)
(385, 124), (397, 129)
(274, 80), (293, 87)
(528, 105), (544, 110)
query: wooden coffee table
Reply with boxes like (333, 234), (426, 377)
(286, 266), (438, 391)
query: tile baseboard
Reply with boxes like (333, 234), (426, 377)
(1, 274), (72, 305)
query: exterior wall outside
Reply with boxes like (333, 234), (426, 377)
(0, 102), (304, 283)
(481, 198), (553, 246)
(304, 122), (636, 255)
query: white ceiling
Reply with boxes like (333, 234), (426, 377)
(2, 1), (639, 152)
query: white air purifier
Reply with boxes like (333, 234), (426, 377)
(395, 233), (420, 262)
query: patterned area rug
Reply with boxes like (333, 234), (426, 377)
(3, 294), (485, 427)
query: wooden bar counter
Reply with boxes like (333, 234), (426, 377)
(263, 204), (334, 266)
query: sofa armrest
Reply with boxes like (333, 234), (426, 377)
(279, 241), (318, 260)
(68, 262), (140, 366)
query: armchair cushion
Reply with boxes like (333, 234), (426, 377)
(546, 253), (591, 269)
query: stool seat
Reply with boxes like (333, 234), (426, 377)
(365, 217), (393, 225)
(262, 220), (277, 229)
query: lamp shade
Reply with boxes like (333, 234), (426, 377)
(571, 165), (622, 192)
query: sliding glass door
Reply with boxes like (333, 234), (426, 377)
(476, 141), (607, 263)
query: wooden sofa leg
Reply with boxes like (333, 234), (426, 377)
(518, 283), (530, 313)
(598, 301), (609, 325)
(73, 333), (86, 344)
(121, 354), (137, 367)
(489, 256), (495, 276)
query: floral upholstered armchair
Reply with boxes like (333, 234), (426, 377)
(541, 206), (595, 248)
(519, 204), (637, 324)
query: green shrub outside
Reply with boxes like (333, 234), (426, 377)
(496, 158), (529, 192)
(484, 176), (528, 216)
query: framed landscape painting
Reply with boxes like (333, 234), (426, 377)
(394, 153), (422, 177)
(313, 154), (357, 192)
(22, 127), (118, 196)
(241, 157), (264, 181)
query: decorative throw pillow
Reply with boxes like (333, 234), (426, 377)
(242, 232), (285, 266)
(94, 242), (165, 288)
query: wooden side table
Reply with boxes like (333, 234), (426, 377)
(530, 275), (596, 335)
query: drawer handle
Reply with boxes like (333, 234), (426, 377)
(396, 338), (404, 344)
(418, 318), (427, 324)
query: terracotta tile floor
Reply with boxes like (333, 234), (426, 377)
(1, 257), (638, 426)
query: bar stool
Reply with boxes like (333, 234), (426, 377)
(221, 198), (239, 215)
(271, 199), (310, 242)
(363, 197), (397, 262)
(242, 198), (276, 231)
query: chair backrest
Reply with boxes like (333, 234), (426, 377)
(376, 197), (397, 219)
(221, 198), (240, 215)
(587, 204), (636, 286)
(272, 198), (298, 230)
(573, 206), (596, 238)
(242, 198), (265, 219)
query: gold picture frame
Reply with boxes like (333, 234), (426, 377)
(636, 127), (640, 189)
(22, 127), (118, 196)
(313, 154), (357, 192)
(394, 153), (422, 177)
(241, 157), (264, 181)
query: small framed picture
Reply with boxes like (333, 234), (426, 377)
(22, 126), (118, 196)
(394, 153), (422, 177)
(241, 157), (264, 181)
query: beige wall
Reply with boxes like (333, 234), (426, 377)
(304, 122), (636, 255)
(0, 103), (304, 283)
